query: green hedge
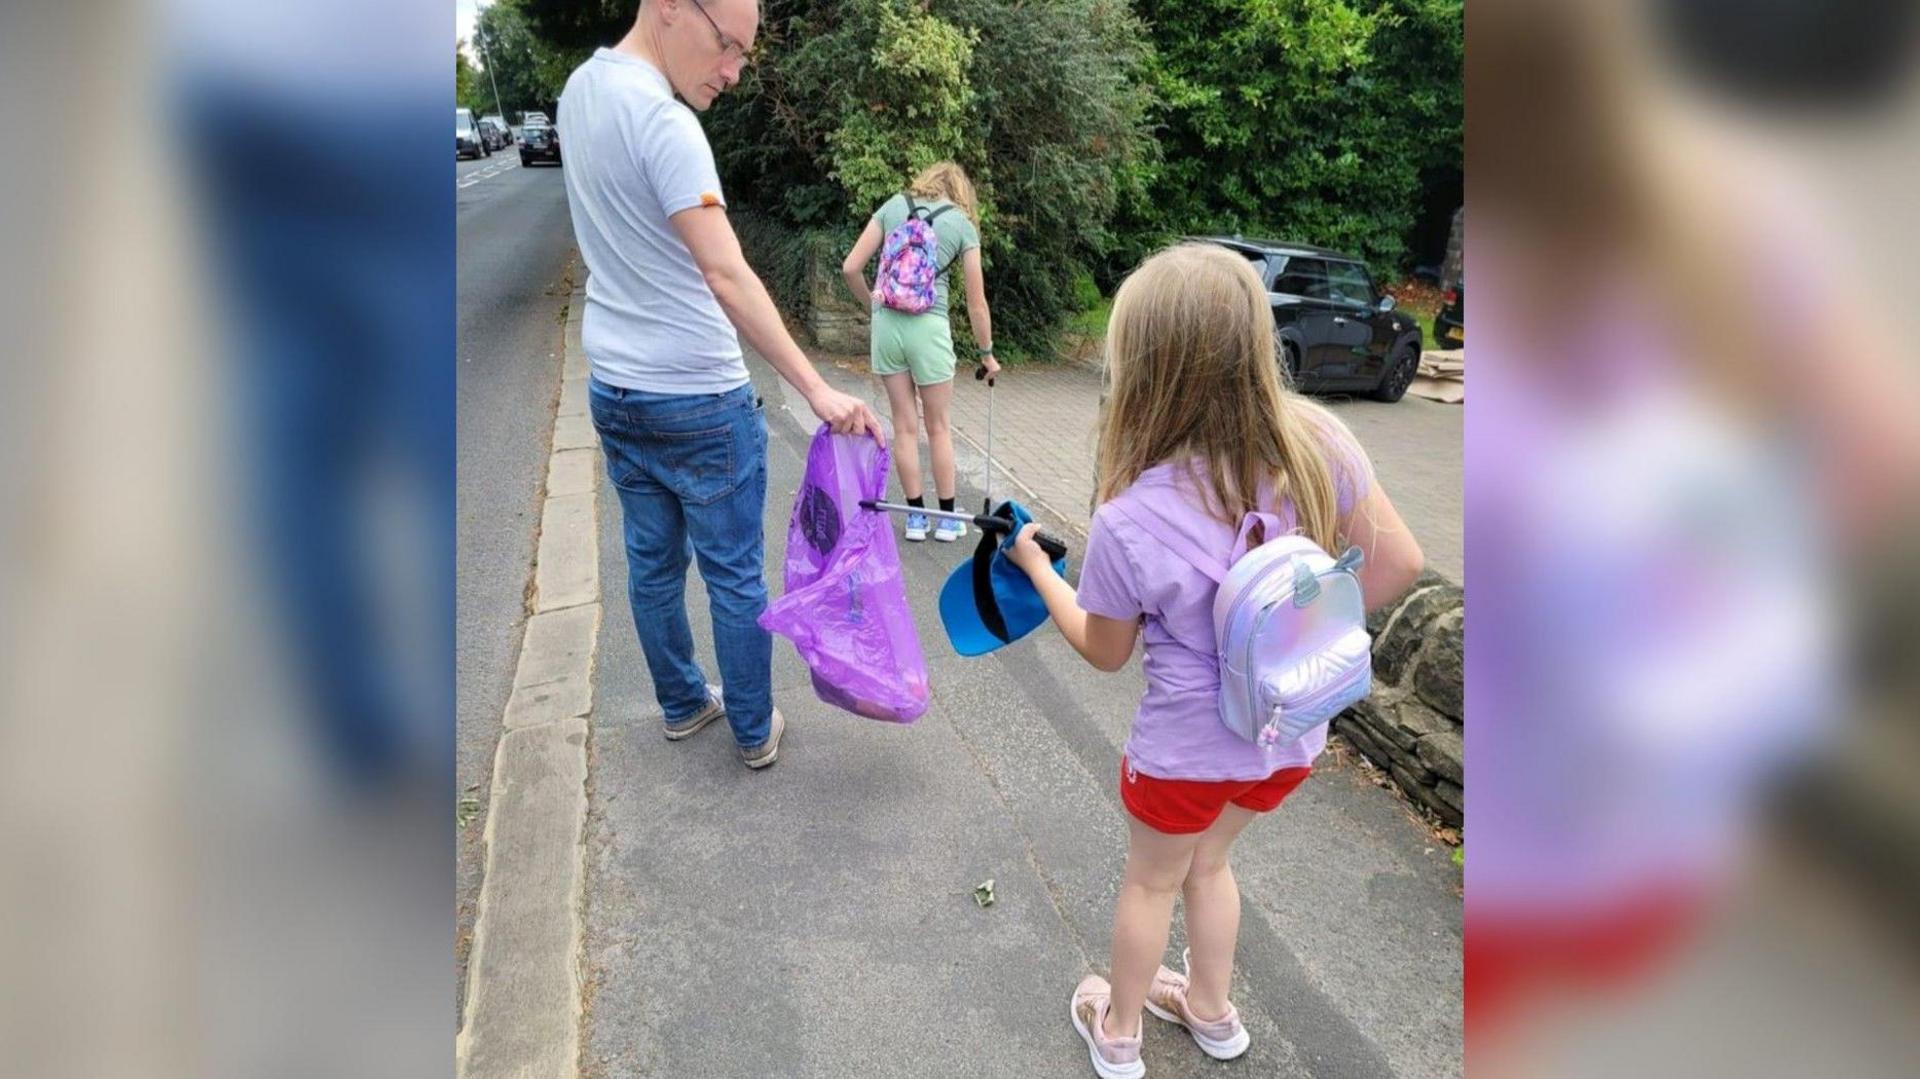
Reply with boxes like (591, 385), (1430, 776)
(519, 0), (1462, 352)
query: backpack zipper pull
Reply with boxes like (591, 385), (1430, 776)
(1258, 712), (1283, 748)
(1292, 560), (1321, 607)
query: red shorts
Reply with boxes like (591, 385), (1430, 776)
(1119, 756), (1312, 835)
(1465, 889), (1706, 1038)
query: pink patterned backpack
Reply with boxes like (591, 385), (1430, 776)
(875, 195), (955, 315)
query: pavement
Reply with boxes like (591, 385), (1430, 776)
(576, 354), (1463, 1077)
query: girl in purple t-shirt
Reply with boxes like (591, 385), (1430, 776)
(1006, 243), (1425, 1077)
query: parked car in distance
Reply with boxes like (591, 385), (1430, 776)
(1433, 272), (1464, 349)
(482, 115), (514, 145)
(456, 108), (487, 160)
(1193, 236), (1426, 402)
(519, 121), (561, 167)
(477, 118), (509, 153)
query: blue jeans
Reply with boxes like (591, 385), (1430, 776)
(589, 379), (774, 748)
(183, 83), (453, 791)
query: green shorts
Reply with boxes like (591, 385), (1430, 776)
(869, 305), (957, 386)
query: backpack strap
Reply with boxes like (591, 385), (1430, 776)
(1105, 503), (1293, 584)
(1103, 500), (1230, 583)
(920, 203), (958, 275)
(1229, 511), (1287, 563)
(897, 195), (961, 279)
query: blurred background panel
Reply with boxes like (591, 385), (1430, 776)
(0, 1), (452, 1076)
(1468, 0), (1920, 1075)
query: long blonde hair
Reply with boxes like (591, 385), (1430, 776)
(1095, 243), (1344, 551)
(1473, 0), (1772, 405)
(907, 161), (978, 224)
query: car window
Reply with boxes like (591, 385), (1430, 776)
(1272, 257), (1330, 300)
(1326, 262), (1376, 308)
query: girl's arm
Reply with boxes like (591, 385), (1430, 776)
(840, 219), (884, 309)
(1008, 525), (1139, 672)
(1345, 482), (1426, 612)
(960, 248), (999, 375)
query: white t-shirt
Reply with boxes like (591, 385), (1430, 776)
(558, 49), (746, 393)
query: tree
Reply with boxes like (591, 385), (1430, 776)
(517, 0), (630, 55)
(703, 0), (1157, 351)
(456, 40), (491, 115)
(473, 0), (578, 121)
(506, 0), (1462, 345)
(1116, 0), (1463, 277)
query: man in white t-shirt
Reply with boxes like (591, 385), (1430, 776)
(559, 0), (880, 770)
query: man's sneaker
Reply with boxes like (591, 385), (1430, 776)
(903, 511), (930, 541)
(739, 708), (786, 770)
(1069, 975), (1146, 1079)
(933, 516), (967, 542)
(663, 684), (726, 741)
(1144, 948), (1250, 1061)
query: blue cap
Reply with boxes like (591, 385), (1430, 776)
(939, 500), (1068, 657)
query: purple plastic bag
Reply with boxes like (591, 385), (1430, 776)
(758, 426), (930, 722)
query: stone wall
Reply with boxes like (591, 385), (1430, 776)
(1441, 206), (1464, 294)
(1334, 570), (1465, 827)
(808, 250), (871, 354)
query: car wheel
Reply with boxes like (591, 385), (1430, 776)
(1371, 342), (1419, 403)
(520, 155), (531, 167)
(1279, 339), (1302, 387)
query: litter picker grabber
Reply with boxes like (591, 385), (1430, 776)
(977, 361), (994, 515)
(857, 500), (1069, 561)
(857, 360), (1070, 561)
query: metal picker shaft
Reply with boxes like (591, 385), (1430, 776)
(859, 500), (1069, 562)
(975, 363), (994, 514)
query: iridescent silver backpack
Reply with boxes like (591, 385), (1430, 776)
(1109, 506), (1371, 748)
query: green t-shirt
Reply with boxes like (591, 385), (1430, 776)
(870, 192), (980, 319)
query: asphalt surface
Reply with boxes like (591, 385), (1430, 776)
(580, 361), (1463, 1077)
(455, 149), (576, 1022)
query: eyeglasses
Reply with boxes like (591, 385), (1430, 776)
(689, 0), (756, 64)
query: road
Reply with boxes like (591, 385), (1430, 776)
(454, 147), (576, 1021)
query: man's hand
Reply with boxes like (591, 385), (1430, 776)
(807, 384), (886, 445)
(980, 354), (1001, 377)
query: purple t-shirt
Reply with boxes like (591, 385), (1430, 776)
(1076, 415), (1374, 781)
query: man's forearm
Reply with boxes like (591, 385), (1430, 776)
(705, 262), (826, 398)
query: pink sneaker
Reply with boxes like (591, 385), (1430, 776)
(1069, 975), (1146, 1079)
(1145, 949), (1251, 1060)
